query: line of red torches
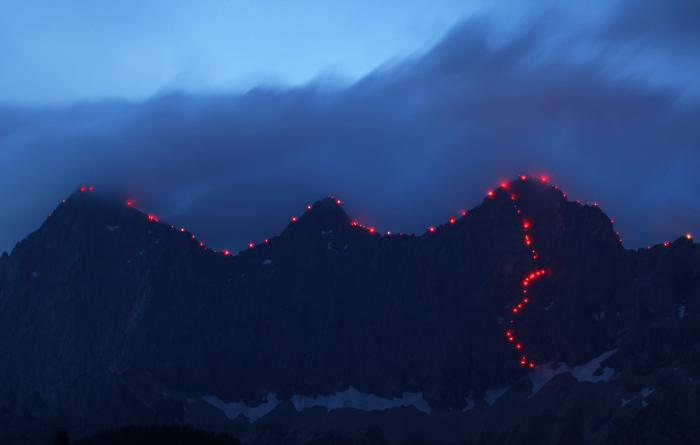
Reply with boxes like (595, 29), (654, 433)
(74, 178), (551, 258)
(57, 181), (695, 370)
(54, 181), (696, 368)
(69, 182), (693, 263)
(499, 177), (546, 369)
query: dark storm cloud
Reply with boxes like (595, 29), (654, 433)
(1, 14), (698, 253)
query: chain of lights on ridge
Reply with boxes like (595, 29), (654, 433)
(62, 177), (694, 370)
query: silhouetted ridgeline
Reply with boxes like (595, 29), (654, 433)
(0, 177), (698, 445)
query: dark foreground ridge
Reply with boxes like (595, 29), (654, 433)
(0, 177), (698, 445)
(66, 425), (240, 445)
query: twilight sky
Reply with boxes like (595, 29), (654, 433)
(0, 0), (698, 253)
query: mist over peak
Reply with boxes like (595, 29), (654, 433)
(1, 1), (698, 255)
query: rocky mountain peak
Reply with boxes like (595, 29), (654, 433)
(281, 196), (351, 237)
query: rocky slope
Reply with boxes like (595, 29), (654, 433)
(0, 178), (698, 444)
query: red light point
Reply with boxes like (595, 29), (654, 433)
(428, 226), (436, 233)
(307, 205), (312, 210)
(291, 216), (298, 223)
(460, 210), (467, 217)
(264, 239), (269, 244)
(79, 186), (86, 192)
(336, 199), (342, 205)
(500, 182), (509, 189)
(663, 241), (670, 247)
(520, 175), (527, 181)
(248, 242), (254, 249)
(147, 214), (159, 222)
(523, 221), (530, 230)
(516, 343), (522, 350)
(369, 227), (376, 234)
(180, 227), (186, 233)
(351, 221), (358, 227)
(449, 217), (456, 225)
(126, 200), (134, 207)
(223, 250), (231, 256)
(487, 190), (494, 198)
(88, 186), (94, 191)
(539, 176), (548, 183)
(529, 362), (535, 369)
(686, 233), (693, 240)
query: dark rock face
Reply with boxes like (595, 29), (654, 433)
(73, 425), (241, 445)
(0, 179), (698, 444)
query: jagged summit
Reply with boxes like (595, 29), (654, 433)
(15, 177), (693, 262)
(15, 187), (136, 253)
(284, 196), (351, 233)
(40, 186), (154, 235)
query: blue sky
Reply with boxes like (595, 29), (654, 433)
(1, 0), (481, 103)
(0, 0), (698, 252)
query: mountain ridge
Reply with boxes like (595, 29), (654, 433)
(0, 177), (698, 444)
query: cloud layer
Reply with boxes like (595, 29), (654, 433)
(0, 4), (698, 252)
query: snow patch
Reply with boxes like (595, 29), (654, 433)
(593, 311), (606, 321)
(203, 393), (279, 422)
(624, 386), (655, 406)
(31, 271), (39, 278)
(290, 386), (431, 414)
(106, 225), (120, 232)
(571, 350), (616, 383)
(544, 301), (554, 311)
(262, 258), (272, 266)
(484, 387), (508, 406)
(678, 305), (686, 319)
(529, 350), (617, 396)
